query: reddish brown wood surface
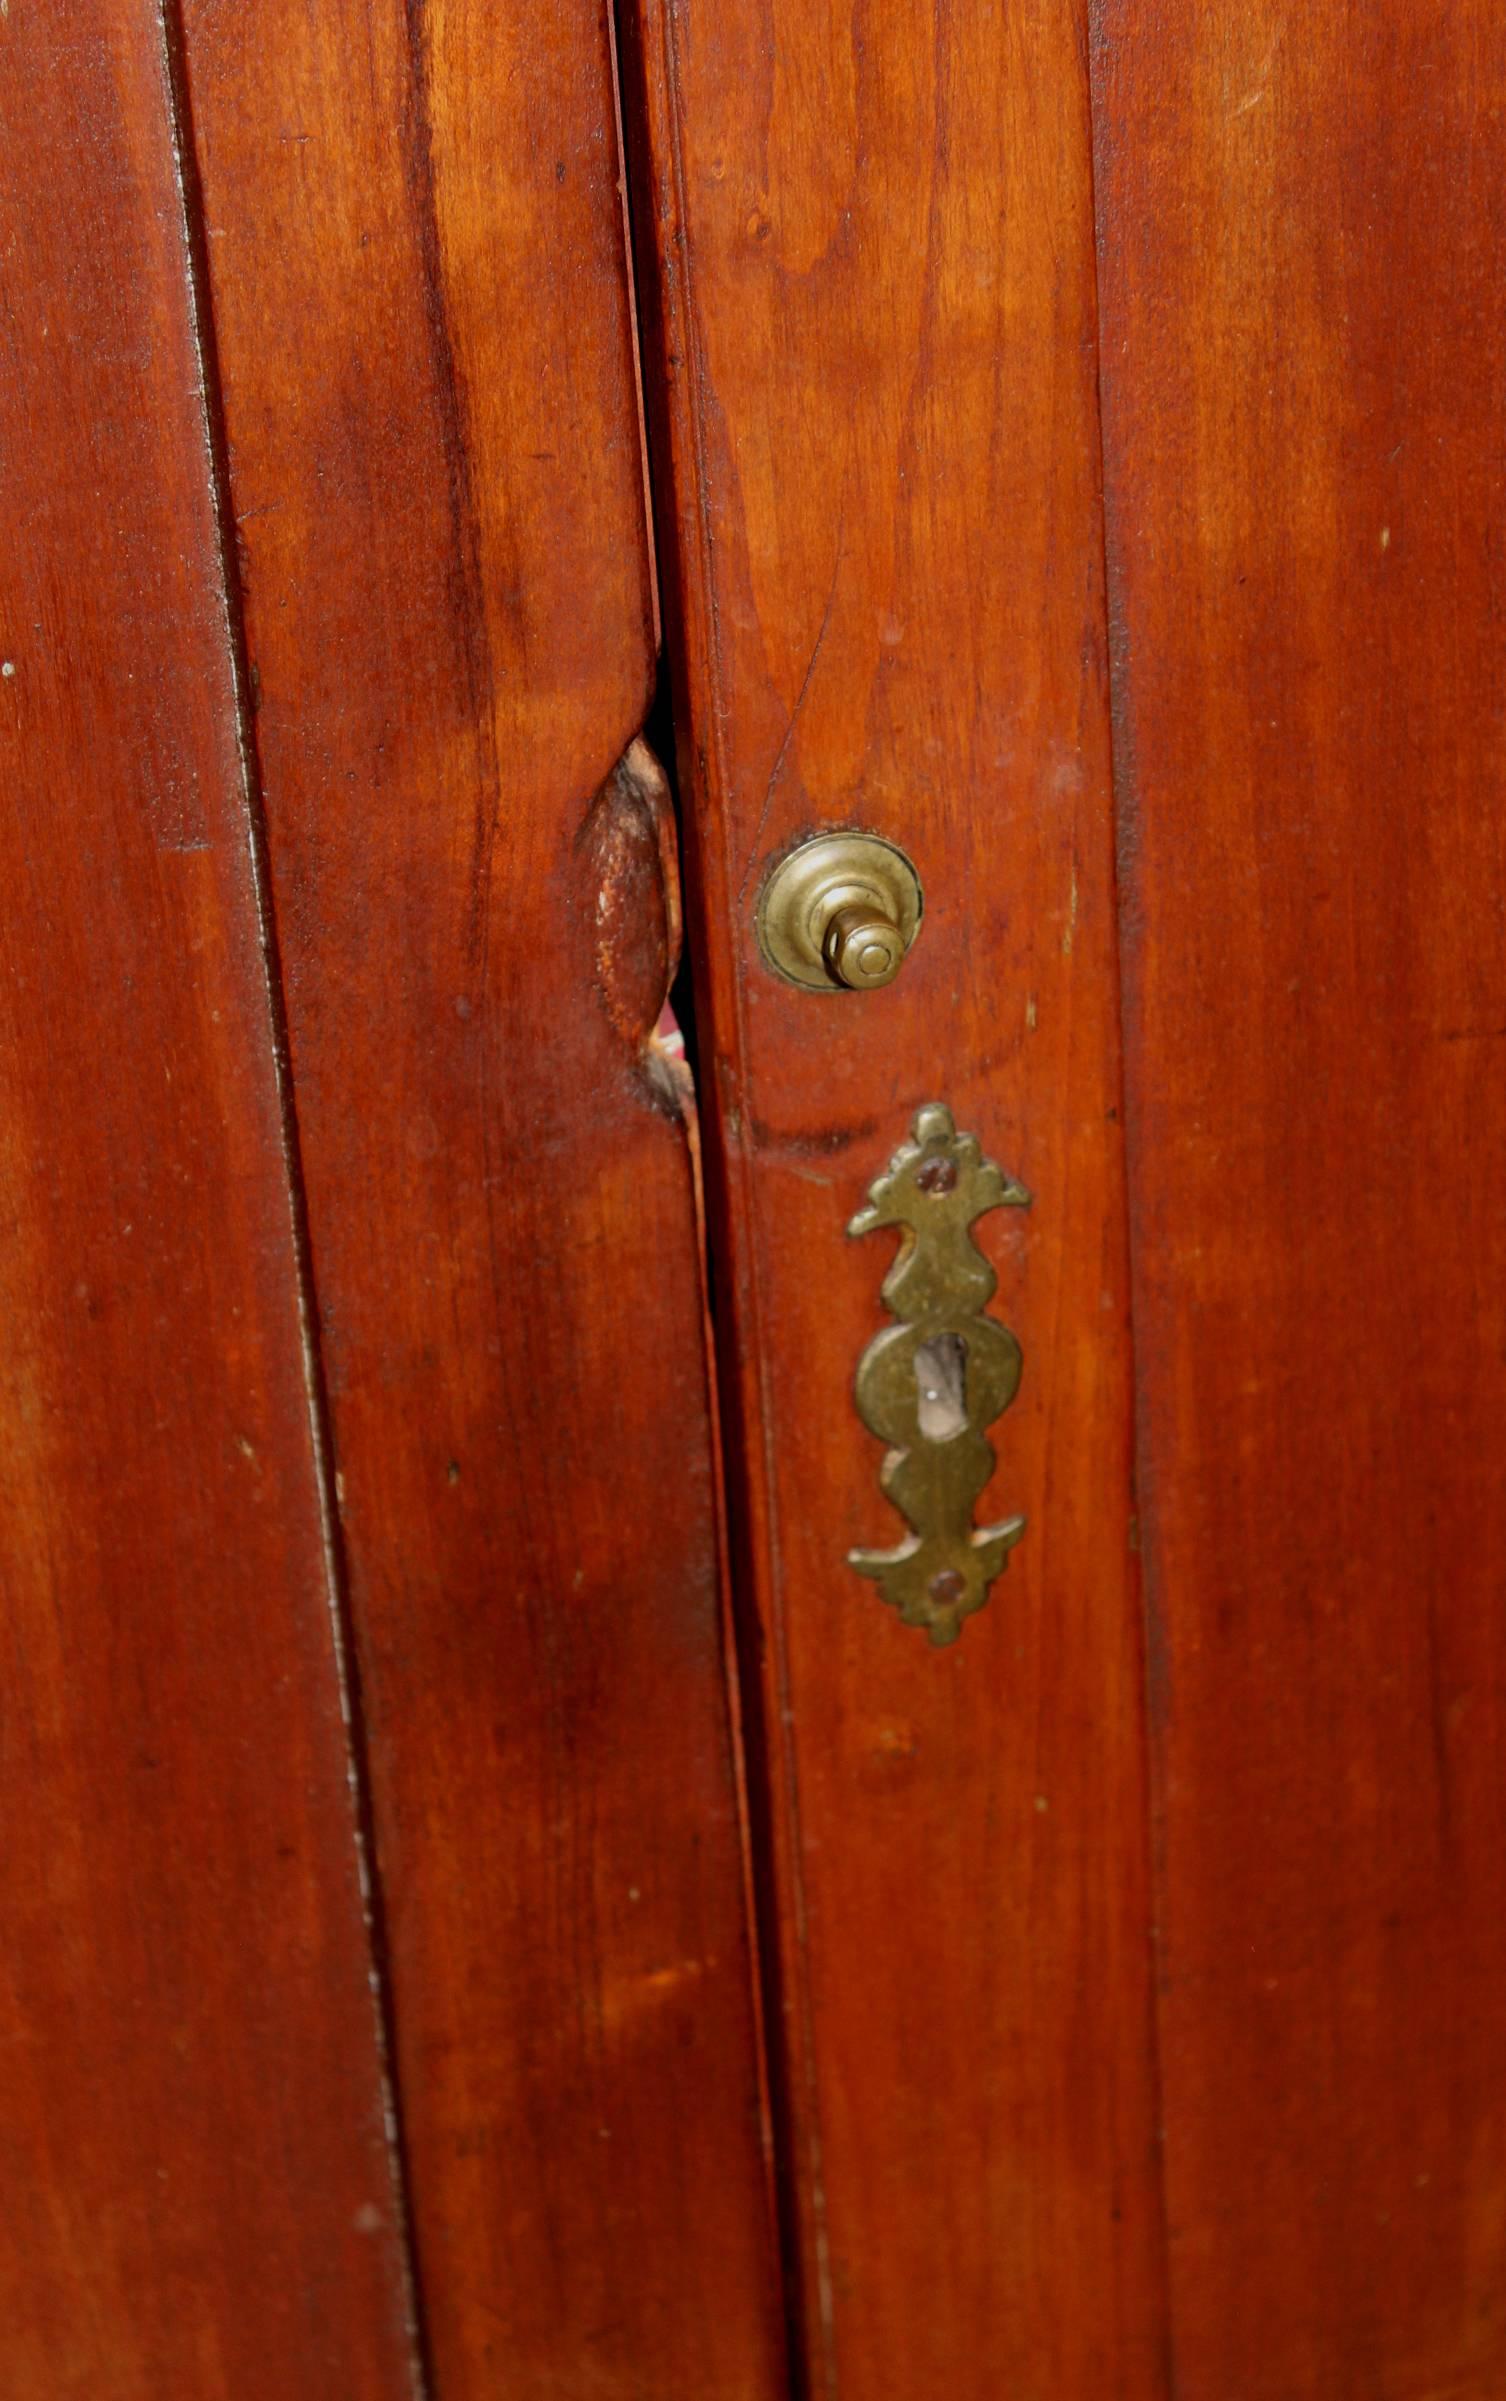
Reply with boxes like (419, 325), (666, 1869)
(177, 6), (785, 2395)
(0, 8), (419, 2395)
(1093, 7), (1506, 2393)
(620, 3), (1167, 2392)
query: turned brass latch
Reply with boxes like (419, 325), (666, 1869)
(848, 1105), (1030, 1645)
(756, 831), (923, 991)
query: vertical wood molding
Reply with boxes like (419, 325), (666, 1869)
(0, 6), (419, 2392)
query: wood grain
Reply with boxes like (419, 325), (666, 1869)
(0, 7), (419, 2394)
(1092, 5), (1506, 2393)
(619, 2), (1168, 2392)
(177, 5), (786, 2394)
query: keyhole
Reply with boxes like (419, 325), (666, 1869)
(915, 1332), (968, 1442)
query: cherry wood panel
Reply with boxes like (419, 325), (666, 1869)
(177, 7), (785, 2395)
(619, 3), (1168, 2392)
(0, 8), (418, 2395)
(1092, 8), (1506, 2394)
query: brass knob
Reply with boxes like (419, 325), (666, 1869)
(822, 903), (906, 990)
(756, 832), (923, 993)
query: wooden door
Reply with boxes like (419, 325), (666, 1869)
(3, 6), (783, 2397)
(9, 4), (1506, 2398)
(617, 2), (1506, 2397)
(172, 6), (786, 2392)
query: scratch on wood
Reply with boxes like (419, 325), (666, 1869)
(739, 500), (845, 900)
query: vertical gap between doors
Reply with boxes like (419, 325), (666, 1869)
(157, 12), (436, 2396)
(606, 9), (817, 2395)
(1080, 5), (1179, 2392)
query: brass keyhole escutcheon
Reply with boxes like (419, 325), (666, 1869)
(756, 832), (923, 992)
(848, 1104), (1030, 1645)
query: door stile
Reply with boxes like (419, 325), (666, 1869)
(1088, 6), (1506, 2393)
(615, 1), (1171, 2391)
